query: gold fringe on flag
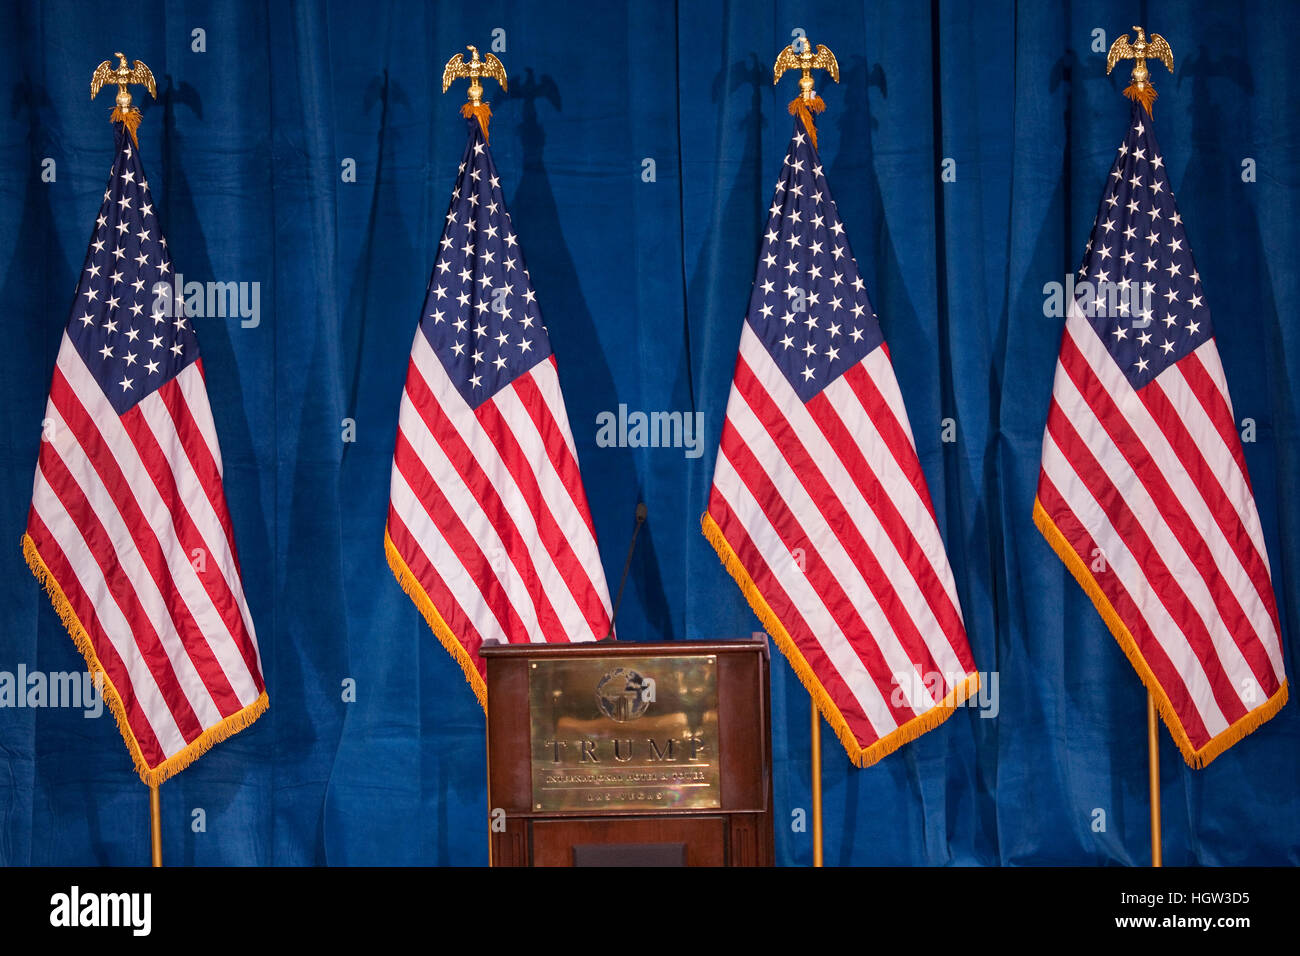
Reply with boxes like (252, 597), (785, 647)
(1122, 83), (1157, 116)
(111, 106), (144, 146)
(1033, 498), (1289, 768)
(701, 513), (979, 768)
(384, 526), (487, 709)
(461, 101), (493, 143)
(787, 94), (826, 150)
(21, 533), (269, 786)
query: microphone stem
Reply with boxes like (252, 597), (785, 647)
(605, 513), (644, 640)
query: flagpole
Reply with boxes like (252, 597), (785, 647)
(811, 700), (823, 867)
(149, 783), (162, 867)
(1101, 25), (1178, 870)
(440, 44), (509, 870)
(1147, 693), (1161, 867)
(771, 36), (839, 873)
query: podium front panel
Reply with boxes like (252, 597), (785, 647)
(528, 653), (720, 812)
(482, 639), (774, 867)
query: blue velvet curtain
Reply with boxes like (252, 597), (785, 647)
(2, 0), (1297, 865)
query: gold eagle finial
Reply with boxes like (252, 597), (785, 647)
(442, 45), (507, 142)
(90, 52), (156, 144)
(442, 45), (507, 106)
(773, 37), (840, 101)
(1106, 26), (1174, 114)
(772, 38), (840, 150)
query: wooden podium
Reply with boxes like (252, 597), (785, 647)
(481, 638), (774, 866)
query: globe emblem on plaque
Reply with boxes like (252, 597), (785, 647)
(595, 668), (654, 722)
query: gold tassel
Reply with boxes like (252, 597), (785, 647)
(461, 102), (493, 144)
(701, 513), (978, 768)
(787, 94), (826, 150)
(22, 533), (268, 785)
(1033, 498), (1289, 768)
(385, 526), (488, 709)
(1122, 83), (1158, 116)
(110, 106), (143, 147)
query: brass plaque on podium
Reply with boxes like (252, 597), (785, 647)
(528, 654), (720, 812)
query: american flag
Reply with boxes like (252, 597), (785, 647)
(385, 118), (612, 706)
(22, 123), (267, 785)
(702, 117), (979, 767)
(1034, 104), (1289, 768)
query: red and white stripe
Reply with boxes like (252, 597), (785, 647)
(387, 326), (612, 697)
(706, 323), (978, 765)
(1036, 303), (1286, 760)
(26, 336), (265, 774)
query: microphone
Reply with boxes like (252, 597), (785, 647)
(600, 502), (647, 641)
